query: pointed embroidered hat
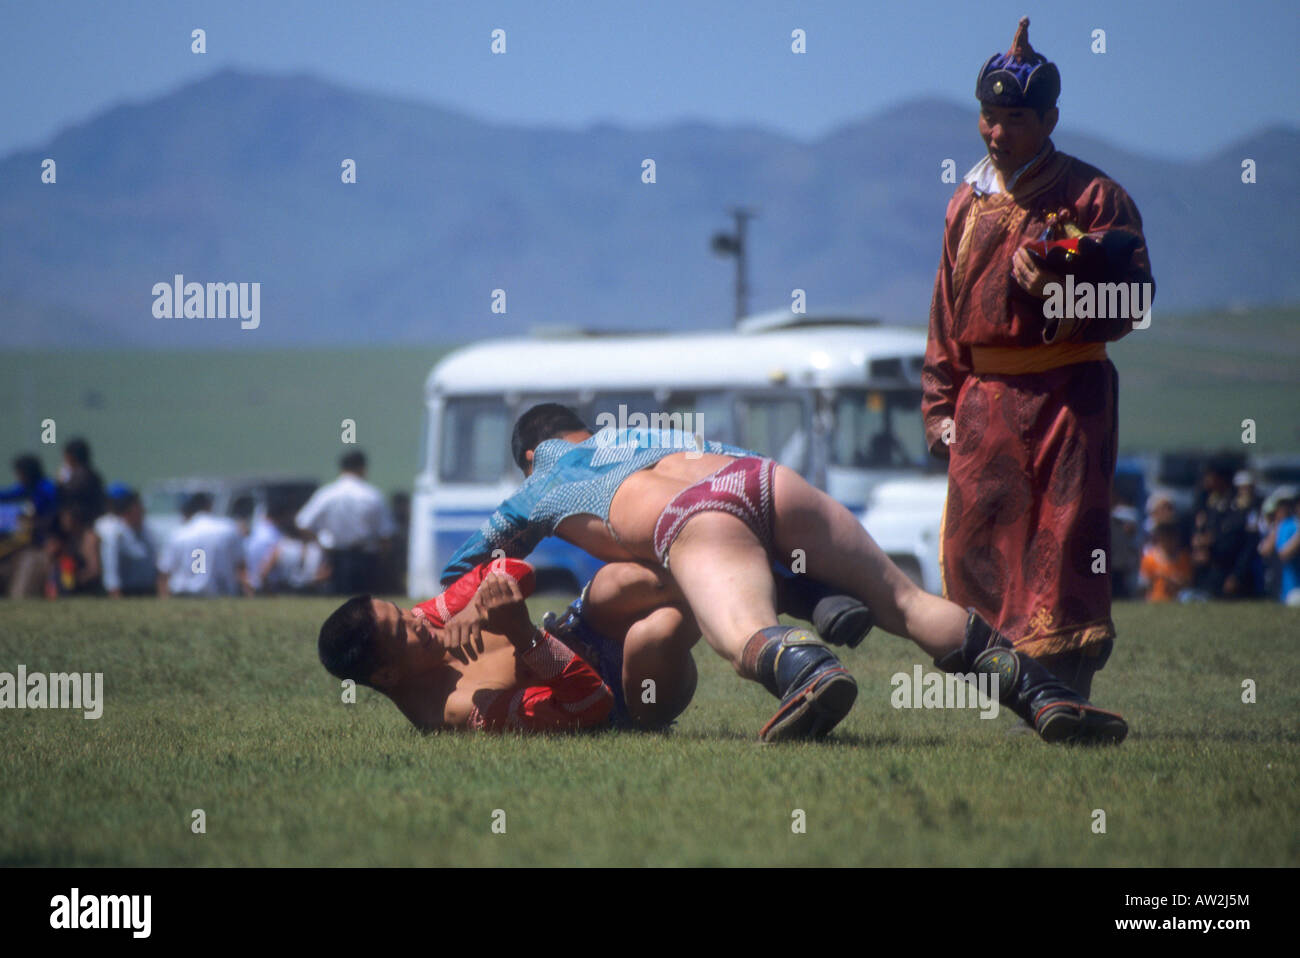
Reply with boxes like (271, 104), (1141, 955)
(976, 17), (1060, 110)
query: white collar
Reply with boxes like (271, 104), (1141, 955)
(964, 141), (1051, 196)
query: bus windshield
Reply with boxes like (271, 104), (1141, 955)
(830, 389), (929, 471)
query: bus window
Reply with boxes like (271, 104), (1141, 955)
(736, 395), (809, 473)
(589, 392), (661, 429)
(666, 392), (734, 445)
(830, 389), (928, 469)
(439, 398), (511, 483)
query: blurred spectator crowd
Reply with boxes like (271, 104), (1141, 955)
(4, 439), (1297, 607)
(0, 441), (406, 599)
(1110, 458), (1300, 605)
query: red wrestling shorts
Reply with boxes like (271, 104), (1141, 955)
(652, 455), (777, 567)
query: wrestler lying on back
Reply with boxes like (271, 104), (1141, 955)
(318, 559), (615, 731)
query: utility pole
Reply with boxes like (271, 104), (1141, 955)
(711, 207), (757, 325)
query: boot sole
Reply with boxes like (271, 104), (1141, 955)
(1037, 704), (1129, 745)
(759, 669), (858, 743)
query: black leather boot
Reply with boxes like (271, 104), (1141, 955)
(741, 626), (858, 743)
(773, 573), (874, 648)
(935, 612), (1127, 745)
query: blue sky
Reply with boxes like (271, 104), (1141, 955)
(2, 0), (1296, 160)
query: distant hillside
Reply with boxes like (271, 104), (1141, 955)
(1, 69), (1296, 349)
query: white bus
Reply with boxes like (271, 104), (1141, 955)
(408, 311), (948, 597)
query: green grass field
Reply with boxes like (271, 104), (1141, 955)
(2, 596), (1296, 867)
(1, 306), (1296, 497)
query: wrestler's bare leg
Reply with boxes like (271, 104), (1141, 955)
(581, 562), (699, 727)
(768, 465), (968, 659)
(661, 513), (781, 669)
(663, 464), (967, 663)
(664, 512), (859, 741)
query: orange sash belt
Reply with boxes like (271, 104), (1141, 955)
(970, 341), (1106, 375)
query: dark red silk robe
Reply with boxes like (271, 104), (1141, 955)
(922, 141), (1154, 657)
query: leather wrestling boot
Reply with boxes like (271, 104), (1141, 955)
(774, 572), (874, 648)
(934, 611), (1128, 745)
(741, 626), (858, 743)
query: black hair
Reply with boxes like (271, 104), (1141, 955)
(12, 454), (43, 486)
(66, 438), (92, 465)
(339, 450), (367, 474)
(318, 595), (382, 687)
(266, 490), (296, 523)
(181, 492), (213, 518)
(1206, 455), (1241, 483)
(510, 403), (589, 472)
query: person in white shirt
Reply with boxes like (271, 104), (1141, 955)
(260, 534), (331, 593)
(157, 493), (245, 597)
(243, 498), (288, 593)
(295, 451), (395, 593)
(96, 485), (157, 597)
(247, 495), (331, 594)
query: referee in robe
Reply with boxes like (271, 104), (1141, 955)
(922, 18), (1155, 697)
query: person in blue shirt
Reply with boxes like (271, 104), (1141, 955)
(0, 454), (61, 596)
(437, 404), (1130, 745)
(1270, 490), (1300, 605)
(0, 454), (59, 535)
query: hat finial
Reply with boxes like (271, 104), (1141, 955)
(1007, 17), (1036, 61)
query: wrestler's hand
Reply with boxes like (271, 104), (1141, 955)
(475, 573), (537, 650)
(439, 602), (485, 663)
(1012, 246), (1064, 299)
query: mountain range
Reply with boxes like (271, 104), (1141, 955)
(2, 69), (1295, 348)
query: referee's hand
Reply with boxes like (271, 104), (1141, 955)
(1012, 245), (1064, 299)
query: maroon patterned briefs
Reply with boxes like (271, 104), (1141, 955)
(652, 456), (777, 567)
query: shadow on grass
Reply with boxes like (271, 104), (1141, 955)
(666, 727), (950, 749)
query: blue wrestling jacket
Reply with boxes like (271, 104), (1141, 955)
(439, 428), (754, 585)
